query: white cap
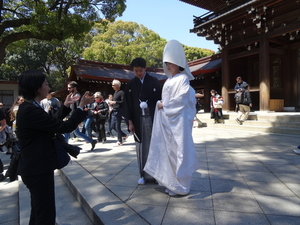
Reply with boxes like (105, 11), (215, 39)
(163, 40), (194, 80)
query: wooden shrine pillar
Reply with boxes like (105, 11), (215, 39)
(259, 34), (270, 111)
(204, 77), (212, 112)
(221, 46), (230, 110)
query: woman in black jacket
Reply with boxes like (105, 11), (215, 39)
(91, 92), (109, 144)
(17, 70), (93, 225)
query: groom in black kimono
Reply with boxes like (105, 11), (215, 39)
(123, 57), (162, 185)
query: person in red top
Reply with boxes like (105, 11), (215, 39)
(210, 89), (224, 123)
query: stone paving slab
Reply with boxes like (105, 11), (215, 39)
(60, 161), (149, 225)
(55, 127), (300, 224)
(65, 128), (300, 224)
(2, 123), (300, 225)
(19, 170), (93, 225)
(0, 150), (19, 225)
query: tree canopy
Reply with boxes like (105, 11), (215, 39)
(0, 17), (215, 90)
(84, 20), (166, 67)
(83, 20), (215, 67)
(0, 0), (126, 64)
(0, 38), (88, 91)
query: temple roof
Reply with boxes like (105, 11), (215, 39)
(189, 54), (222, 75)
(69, 60), (166, 82)
(69, 56), (221, 83)
(181, 0), (299, 50)
(179, 0), (241, 13)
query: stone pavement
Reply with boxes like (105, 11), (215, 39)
(1, 125), (300, 224)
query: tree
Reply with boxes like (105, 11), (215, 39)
(0, 0), (126, 64)
(0, 39), (54, 81)
(84, 20), (167, 67)
(184, 46), (214, 61)
(46, 38), (90, 91)
(84, 20), (214, 67)
(0, 37), (87, 91)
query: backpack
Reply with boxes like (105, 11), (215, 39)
(235, 90), (244, 104)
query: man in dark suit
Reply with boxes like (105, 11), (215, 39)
(123, 57), (162, 184)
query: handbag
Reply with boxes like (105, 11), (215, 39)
(99, 111), (108, 119)
(4, 140), (20, 182)
(54, 134), (81, 169)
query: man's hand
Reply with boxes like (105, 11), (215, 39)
(128, 120), (135, 134)
(157, 101), (163, 110)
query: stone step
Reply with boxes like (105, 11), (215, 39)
(207, 123), (300, 135)
(198, 112), (300, 121)
(19, 170), (93, 225)
(195, 112), (300, 135)
(59, 161), (148, 225)
(201, 118), (300, 128)
(0, 147), (19, 225)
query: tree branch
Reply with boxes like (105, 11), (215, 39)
(64, 0), (73, 15)
(1, 7), (28, 18)
(0, 0), (3, 22)
(0, 31), (58, 63)
(0, 18), (31, 36)
(49, 0), (61, 11)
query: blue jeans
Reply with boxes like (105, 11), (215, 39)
(65, 127), (93, 143)
(111, 109), (126, 143)
(84, 115), (93, 137)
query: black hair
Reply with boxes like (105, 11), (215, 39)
(68, 81), (78, 88)
(179, 66), (185, 71)
(130, 57), (146, 68)
(244, 83), (249, 89)
(18, 70), (46, 100)
(210, 89), (217, 93)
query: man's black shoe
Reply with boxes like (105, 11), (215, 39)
(91, 140), (97, 150)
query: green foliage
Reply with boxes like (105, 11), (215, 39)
(0, 15), (215, 90)
(0, 37), (86, 91)
(84, 21), (167, 67)
(0, 0), (127, 63)
(0, 39), (54, 80)
(184, 46), (215, 62)
(46, 70), (67, 92)
(84, 20), (214, 67)
(0, 64), (19, 81)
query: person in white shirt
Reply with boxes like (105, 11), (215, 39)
(40, 92), (61, 116)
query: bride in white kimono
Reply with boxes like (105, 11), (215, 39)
(144, 40), (200, 196)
